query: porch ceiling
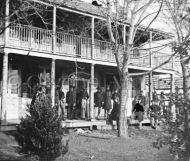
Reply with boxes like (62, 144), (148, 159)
(1, 47), (174, 75)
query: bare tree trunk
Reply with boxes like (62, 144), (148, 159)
(181, 61), (190, 100)
(118, 65), (129, 138)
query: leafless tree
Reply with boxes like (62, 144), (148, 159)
(103, 0), (165, 138)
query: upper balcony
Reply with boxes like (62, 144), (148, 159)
(0, 23), (173, 70)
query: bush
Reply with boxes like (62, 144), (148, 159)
(155, 93), (190, 161)
(16, 94), (68, 161)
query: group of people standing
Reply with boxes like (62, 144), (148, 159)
(132, 88), (168, 129)
(57, 85), (89, 120)
(94, 86), (120, 122)
(57, 85), (121, 121)
(31, 82), (167, 130)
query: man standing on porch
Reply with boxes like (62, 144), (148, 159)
(66, 85), (76, 120)
(58, 86), (66, 120)
(103, 86), (112, 120)
(94, 87), (104, 119)
(80, 88), (89, 120)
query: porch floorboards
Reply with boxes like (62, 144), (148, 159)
(0, 118), (151, 131)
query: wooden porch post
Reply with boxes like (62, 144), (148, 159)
(89, 16), (95, 120)
(91, 16), (95, 59)
(52, 5), (56, 53)
(1, 0), (9, 123)
(170, 74), (175, 93)
(4, 0), (9, 46)
(51, 59), (56, 106)
(90, 63), (95, 120)
(149, 73), (153, 105)
(149, 31), (153, 106)
(1, 52), (9, 123)
(51, 5), (56, 106)
(141, 75), (146, 91)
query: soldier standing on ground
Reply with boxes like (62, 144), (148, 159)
(132, 91), (145, 129)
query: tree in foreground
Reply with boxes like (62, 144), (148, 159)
(104, 0), (164, 138)
(16, 93), (68, 161)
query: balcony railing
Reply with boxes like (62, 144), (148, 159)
(0, 23), (173, 70)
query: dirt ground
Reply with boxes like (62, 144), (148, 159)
(0, 126), (173, 161)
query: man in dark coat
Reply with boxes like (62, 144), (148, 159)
(132, 91), (145, 129)
(111, 89), (120, 121)
(103, 86), (112, 119)
(66, 85), (76, 120)
(94, 87), (104, 119)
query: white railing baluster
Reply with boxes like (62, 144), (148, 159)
(5, 23), (173, 70)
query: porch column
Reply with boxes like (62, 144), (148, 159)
(149, 31), (153, 106)
(50, 5), (56, 106)
(90, 63), (95, 120)
(51, 59), (56, 106)
(170, 74), (175, 93)
(141, 75), (146, 92)
(1, 52), (9, 123)
(91, 16), (95, 59)
(52, 5), (56, 53)
(4, 0), (10, 46)
(149, 72), (153, 105)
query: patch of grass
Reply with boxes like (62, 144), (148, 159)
(0, 132), (28, 161)
(0, 132), (16, 145)
(0, 127), (173, 161)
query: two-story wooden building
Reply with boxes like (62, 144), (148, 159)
(0, 0), (175, 127)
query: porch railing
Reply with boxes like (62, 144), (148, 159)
(0, 23), (173, 70)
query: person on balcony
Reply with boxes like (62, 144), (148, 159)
(94, 87), (104, 119)
(66, 85), (76, 120)
(58, 86), (66, 121)
(80, 88), (89, 120)
(103, 86), (112, 120)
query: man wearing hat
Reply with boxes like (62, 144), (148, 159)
(94, 87), (104, 119)
(66, 85), (76, 120)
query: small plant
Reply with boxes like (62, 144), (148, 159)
(16, 94), (68, 161)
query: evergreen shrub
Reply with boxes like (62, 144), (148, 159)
(16, 94), (68, 161)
